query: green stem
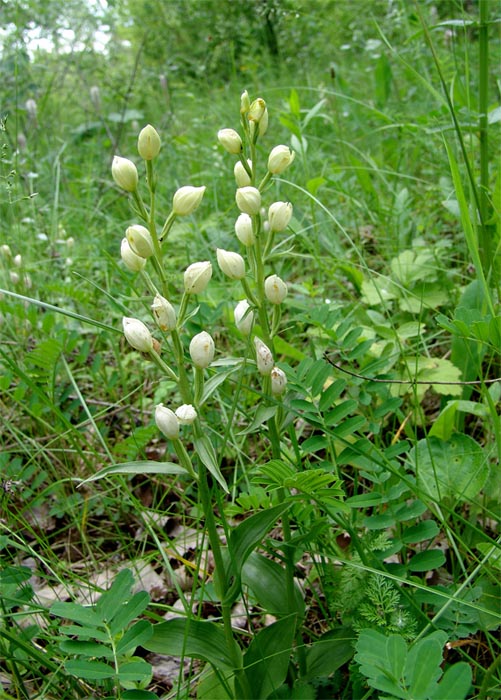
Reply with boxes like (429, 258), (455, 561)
(172, 439), (198, 480)
(196, 434), (248, 693)
(131, 189), (148, 221)
(258, 170), (272, 192)
(160, 210), (176, 241)
(478, 0), (492, 274)
(170, 328), (193, 403)
(148, 348), (178, 383)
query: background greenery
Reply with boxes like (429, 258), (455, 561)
(1, 0), (500, 698)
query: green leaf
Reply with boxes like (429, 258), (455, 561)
(229, 503), (291, 580)
(96, 568), (134, 622)
(408, 434), (488, 502)
(109, 591), (150, 636)
(393, 499), (427, 522)
(386, 634), (407, 682)
(243, 616), (296, 699)
(405, 632), (447, 698)
(116, 619), (153, 656)
(194, 435), (228, 492)
(324, 399), (358, 426)
(242, 552), (304, 617)
(431, 662), (472, 700)
(51, 601), (103, 627)
(429, 400), (488, 440)
(62, 625), (110, 642)
(254, 459), (295, 490)
(0, 566), (32, 586)
(79, 461), (187, 484)
(122, 691), (159, 700)
(346, 492), (385, 508)
(239, 406), (277, 435)
(201, 363), (242, 405)
(304, 627), (355, 680)
(401, 520), (440, 544)
(318, 379), (346, 412)
(197, 668), (234, 699)
(407, 550), (446, 572)
(118, 659), (152, 684)
(354, 629), (407, 698)
(65, 658), (114, 681)
(59, 639), (113, 658)
(144, 618), (238, 671)
(332, 415), (366, 438)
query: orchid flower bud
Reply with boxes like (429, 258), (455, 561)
(123, 317), (154, 353)
(216, 248), (245, 280)
(184, 261), (212, 294)
(112, 156), (138, 192)
(254, 337), (274, 376)
(175, 404), (197, 425)
(1, 244), (12, 258)
(248, 98), (266, 124)
(236, 186), (261, 216)
(259, 108), (269, 136)
(240, 90), (250, 115)
(268, 201), (293, 232)
(13, 254), (22, 268)
(155, 404), (179, 440)
(172, 185), (206, 216)
(121, 238), (146, 272)
(126, 224), (154, 258)
(234, 213), (255, 246)
(138, 124), (161, 160)
(265, 274), (288, 304)
(271, 366), (287, 396)
(268, 145), (295, 175)
(217, 128), (243, 155)
(189, 331), (215, 369)
(234, 159), (252, 188)
(152, 294), (177, 331)
(234, 299), (254, 335)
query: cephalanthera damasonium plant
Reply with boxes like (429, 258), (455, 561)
(107, 93), (301, 694)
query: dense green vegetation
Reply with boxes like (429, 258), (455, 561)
(1, 1), (500, 698)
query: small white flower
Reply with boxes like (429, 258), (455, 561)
(216, 248), (246, 280)
(234, 159), (252, 188)
(126, 225), (154, 258)
(268, 202), (293, 232)
(217, 128), (242, 155)
(172, 185), (206, 216)
(234, 213), (255, 246)
(248, 98), (266, 123)
(151, 294), (176, 331)
(175, 404), (197, 425)
(137, 124), (161, 160)
(267, 145), (295, 175)
(234, 299), (254, 335)
(254, 337), (274, 376)
(184, 261), (212, 294)
(265, 274), (288, 305)
(236, 187), (261, 216)
(189, 331), (215, 369)
(122, 317), (153, 353)
(271, 366), (287, 395)
(120, 238), (146, 272)
(112, 156), (138, 192)
(155, 404), (179, 439)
